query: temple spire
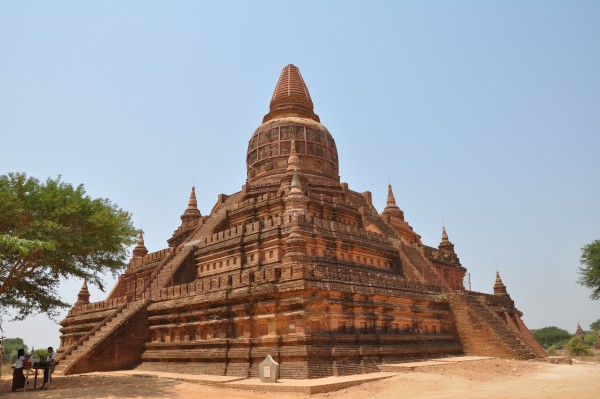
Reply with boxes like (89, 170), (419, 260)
(439, 225), (455, 253)
(76, 279), (90, 305)
(493, 271), (509, 297)
(132, 231), (149, 258)
(383, 184), (404, 219)
(575, 323), (585, 342)
(181, 186), (202, 223)
(263, 64), (320, 123)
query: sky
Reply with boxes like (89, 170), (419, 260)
(0, 1), (599, 350)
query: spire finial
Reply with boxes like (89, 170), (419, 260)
(382, 183), (405, 220)
(442, 225), (449, 241)
(132, 230), (149, 258)
(188, 186), (198, 210)
(386, 184), (397, 208)
(181, 186), (202, 223)
(76, 279), (91, 305)
(493, 270), (509, 297)
(439, 225), (455, 253)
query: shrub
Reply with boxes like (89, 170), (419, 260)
(566, 337), (589, 356)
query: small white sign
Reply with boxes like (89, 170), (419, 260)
(264, 366), (271, 378)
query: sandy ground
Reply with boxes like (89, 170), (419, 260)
(1, 358), (599, 398)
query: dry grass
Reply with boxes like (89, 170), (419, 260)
(0, 363), (12, 378)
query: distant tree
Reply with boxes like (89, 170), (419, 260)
(0, 338), (28, 363)
(566, 337), (589, 356)
(584, 331), (598, 347)
(591, 319), (600, 333)
(578, 239), (600, 300)
(0, 173), (137, 321)
(33, 348), (49, 360)
(531, 326), (571, 348)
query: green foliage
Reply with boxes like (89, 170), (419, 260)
(531, 326), (571, 348)
(591, 319), (600, 333)
(584, 331), (598, 347)
(0, 337), (28, 363)
(547, 344), (557, 355)
(566, 337), (589, 355)
(33, 348), (49, 360)
(578, 239), (600, 300)
(0, 172), (137, 320)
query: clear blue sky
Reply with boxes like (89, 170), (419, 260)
(1, 1), (599, 350)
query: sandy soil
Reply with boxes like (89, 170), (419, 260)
(1, 358), (599, 398)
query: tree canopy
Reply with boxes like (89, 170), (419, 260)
(0, 338), (28, 363)
(531, 326), (571, 348)
(578, 239), (600, 300)
(566, 336), (589, 355)
(0, 172), (137, 321)
(591, 319), (600, 333)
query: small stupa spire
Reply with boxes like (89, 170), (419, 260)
(76, 279), (90, 305)
(132, 231), (149, 258)
(439, 225), (455, 253)
(181, 186), (202, 223)
(287, 140), (300, 171)
(493, 271), (509, 297)
(284, 168), (308, 218)
(289, 168), (303, 195)
(383, 183), (405, 219)
(575, 323), (586, 342)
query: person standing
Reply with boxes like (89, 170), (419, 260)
(40, 346), (57, 389)
(11, 348), (26, 392)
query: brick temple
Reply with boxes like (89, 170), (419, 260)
(57, 65), (545, 378)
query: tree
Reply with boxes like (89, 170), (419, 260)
(0, 173), (137, 321)
(584, 331), (598, 347)
(34, 348), (49, 360)
(531, 326), (571, 348)
(578, 239), (600, 300)
(566, 337), (589, 356)
(590, 319), (600, 333)
(0, 338), (28, 364)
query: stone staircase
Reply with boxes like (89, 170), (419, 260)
(401, 246), (445, 288)
(54, 194), (245, 375)
(186, 192), (243, 244)
(54, 300), (145, 374)
(146, 246), (194, 299)
(448, 293), (537, 359)
(56, 246), (196, 375)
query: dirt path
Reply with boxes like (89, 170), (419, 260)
(1, 359), (599, 398)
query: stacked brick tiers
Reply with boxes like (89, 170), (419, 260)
(58, 64), (545, 378)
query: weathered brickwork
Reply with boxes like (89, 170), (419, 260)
(57, 64), (544, 378)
